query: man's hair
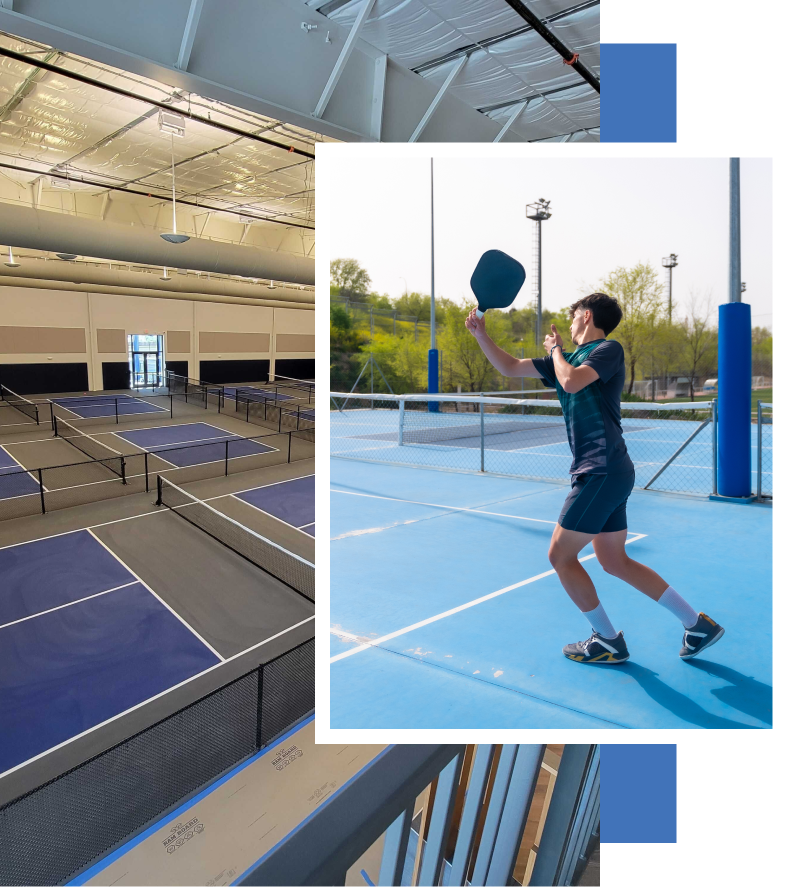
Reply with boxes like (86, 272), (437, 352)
(569, 293), (622, 336)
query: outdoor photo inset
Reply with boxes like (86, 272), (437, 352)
(328, 155), (772, 731)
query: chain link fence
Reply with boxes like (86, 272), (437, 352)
(331, 393), (717, 496)
(757, 400), (772, 500)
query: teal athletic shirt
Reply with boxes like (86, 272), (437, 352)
(532, 338), (634, 476)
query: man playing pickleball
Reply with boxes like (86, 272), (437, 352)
(465, 293), (724, 663)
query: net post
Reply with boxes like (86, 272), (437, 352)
(278, 407), (283, 433)
(255, 664), (264, 750)
(156, 474), (163, 505)
(398, 399), (405, 446)
(246, 399), (250, 423)
(53, 413), (59, 438)
(480, 400), (485, 472)
(225, 439), (229, 476)
(47, 401), (54, 431)
(711, 399), (718, 496)
(169, 394), (174, 418)
(757, 400), (762, 500)
(287, 431), (292, 463)
(145, 452), (149, 493)
(38, 468), (46, 514)
(115, 398), (119, 424)
(34, 403), (40, 426)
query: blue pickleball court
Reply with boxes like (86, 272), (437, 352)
(115, 422), (277, 468)
(0, 530), (220, 775)
(0, 447), (41, 501)
(52, 394), (168, 419)
(234, 475), (315, 536)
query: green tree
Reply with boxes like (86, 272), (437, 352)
(330, 258), (372, 299)
(602, 263), (665, 394)
(675, 292), (718, 400)
(438, 300), (515, 394)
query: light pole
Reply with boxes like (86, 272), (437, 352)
(661, 253), (678, 322)
(526, 198), (552, 347)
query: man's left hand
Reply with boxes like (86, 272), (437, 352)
(543, 324), (564, 354)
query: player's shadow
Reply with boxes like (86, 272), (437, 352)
(615, 661), (763, 729)
(682, 659), (772, 726)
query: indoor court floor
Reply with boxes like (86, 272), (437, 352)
(330, 459), (772, 730)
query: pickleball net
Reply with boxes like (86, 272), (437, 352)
(156, 476), (314, 601)
(0, 384), (40, 424)
(53, 414), (127, 481)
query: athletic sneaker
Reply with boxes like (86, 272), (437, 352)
(679, 612), (725, 660)
(563, 631), (630, 664)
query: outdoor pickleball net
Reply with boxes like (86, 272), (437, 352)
(330, 392), (771, 498)
(156, 475), (315, 601)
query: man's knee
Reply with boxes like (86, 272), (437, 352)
(548, 544), (575, 570)
(599, 554), (630, 577)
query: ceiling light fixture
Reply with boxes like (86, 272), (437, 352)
(160, 267), (171, 281)
(4, 246), (20, 267)
(161, 133), (190, 245)
(56, 253), (78, 261)
(267, 280), (276, 289)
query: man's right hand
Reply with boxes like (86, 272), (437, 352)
(465, 307), (487, 340)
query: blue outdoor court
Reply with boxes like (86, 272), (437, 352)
(330, 459), (772, 730)
(234, 475), (315, 536)
(0, 448), (40, 500)
(52, 394), (168, 418)
(115, 422), (277, 467)
(0, 530), (220, 774)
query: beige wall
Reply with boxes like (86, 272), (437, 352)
(0, 286), (314, 388)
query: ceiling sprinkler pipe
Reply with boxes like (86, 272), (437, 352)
(0, 203), (315, 285)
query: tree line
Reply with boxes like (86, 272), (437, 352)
(330, 258), (772, 400)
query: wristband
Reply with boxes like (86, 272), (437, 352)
(550, 344), (560, 357)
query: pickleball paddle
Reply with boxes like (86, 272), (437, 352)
(470, 249), (526, 318)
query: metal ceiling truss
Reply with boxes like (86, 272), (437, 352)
(0, 0), (597, 142)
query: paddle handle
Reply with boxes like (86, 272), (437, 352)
(475, 307), (486, 319)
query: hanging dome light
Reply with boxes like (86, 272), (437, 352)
(161, 134), (190, 244)
(4, 246), (20, 267)
(160, 267), (172, 280)
(56, 253), (78, 261)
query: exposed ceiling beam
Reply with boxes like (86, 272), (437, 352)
(502, 0), (600, 93)
(314, 0), (377, 119)
(409, 55), (468, 142)
(0, 45), (316, 158)
(176, 0), (204, 71)
(493, 100), (528, 142)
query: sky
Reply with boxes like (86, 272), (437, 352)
(328, 156), (772, 329)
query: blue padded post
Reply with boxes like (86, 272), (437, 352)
(428, 348), (439, 412)
(717, 302), (751, 497)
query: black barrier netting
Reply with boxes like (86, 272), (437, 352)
(0, 640), (315, 887)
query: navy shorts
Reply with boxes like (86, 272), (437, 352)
(558, 469), (636, 534)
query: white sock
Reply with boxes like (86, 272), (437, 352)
(582, 602), (618, 639)
(657, 586), (699, 629)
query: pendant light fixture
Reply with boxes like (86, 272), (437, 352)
(160, 267), (172, 280)
(161, 134), (190, 244)
(4, 246), (20, 267)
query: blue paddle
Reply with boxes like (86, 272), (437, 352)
(470, 249), (526, 318)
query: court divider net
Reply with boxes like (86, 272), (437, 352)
(53, 414), (127, 482)
(156, 475), (314, 601)
(0, 384), (40, 425)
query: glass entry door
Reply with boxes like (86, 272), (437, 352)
(128, 334), (164, 389)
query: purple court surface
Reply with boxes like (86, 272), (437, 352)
(0, 530), (220, 774)
(52, 394), (167, 418)
(0, 447), (40, 500)
(226, 387), (294, 403)
(114, 422), (276, 468)
(234, 475), (314, 536)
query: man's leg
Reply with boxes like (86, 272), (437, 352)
(593, 530), (725, 659)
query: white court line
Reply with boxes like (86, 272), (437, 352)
(330, 533), (648, 663)
(0, 442), (48, 491)
(330, 488), (558, 525)
(0, 581), (138, 630)
(86, 528), (225, 662)
(0, 615), (315, 782)
(299, 522), (315, 530)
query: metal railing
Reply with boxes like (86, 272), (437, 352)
(331, 392), (715, 497)
(240, 744), (600, 886)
